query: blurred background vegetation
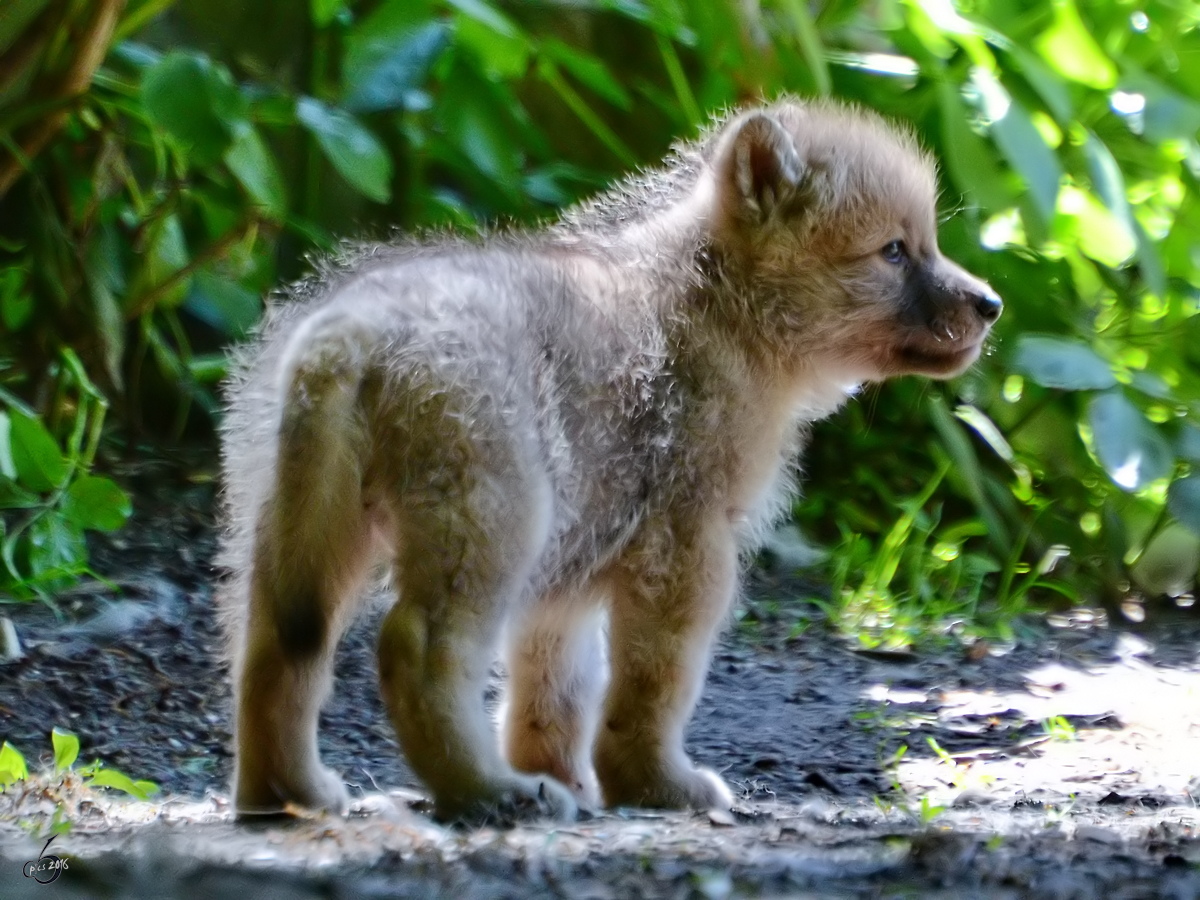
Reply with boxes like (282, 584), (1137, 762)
(1, 0), (1198, 644)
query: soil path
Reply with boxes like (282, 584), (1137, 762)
(2, 452), (1199, 897)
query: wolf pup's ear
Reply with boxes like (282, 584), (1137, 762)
(718, 111), (805, 225)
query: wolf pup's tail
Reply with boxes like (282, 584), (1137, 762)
(253, 310), (375, 659)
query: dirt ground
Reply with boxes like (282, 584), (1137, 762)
(2, 450), (1199, 898)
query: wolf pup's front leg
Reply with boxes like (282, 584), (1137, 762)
(594, 519), (737, 810)
(503, 594), (607, 809)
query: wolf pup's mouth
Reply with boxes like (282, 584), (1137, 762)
(895, 337), (984, 377)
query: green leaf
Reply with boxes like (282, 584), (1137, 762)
(1081, 135), (1144, 273)
(1001, 44), (1072, 123)
(0, 742), (28, 786)
(0, 290), (31, 331)
(52, 728), (79, 774)
(85, 222), (127, 293)
(653, 31), (700, 125)
(444, 0), (517, 35)
(1123, 73), (1200, 144)
(26, 514), (87, 577)
(777, 0), (830, 95)
(0, 267), (31, 331)
(85, 225), (127, 388)
(87, 767), (160, 799)
(1129, 371), (1174, 401)
(541, 39), (631, 109)
(62, 475), (132, 532)
(1055, 186), (1136, 268)
(311, 0), (344, 27)
(343, 15), (449, 113)
(129, 214), (190, 310)
(1034, 0), (1116, 89)
(133, 779), (161, 797)
(1132, 220), (1168, 302)
(0, 475), (39, 510)
(8, 410), (67, 492)
(973, 69), (1061, 226)
(141, 53), (249, 164)
(438, 67), (523, 185)
(186, 271), (262, 338)
(1162, 192), (1200, 282)
(1012, 335), (1116, 391)
(1081, 132), (1165, 292)
(994, 106), (1061, 227)
(954, 404), (1015, 462)
(536, 58), (637, 167)
(1131, 522), (1200, 596)
(0, 0), (51, 55)
(927, 396), (1011, 552)
(456, 14), (529, 81)
(187, 353), (230, 384)
(111, 41), (161, 69)
(1177, 426), (1200, 463)
(937, 82), (1010, 211)
(296, 98), (392, 203)
(0, 411), (15, 480)
(223, 124), (287, 219)
(1083, 136), (1131, 228)
(1088, 392), (1174, 491)
(598, 0), (695, 44)
(1169, 476), (1200, 536)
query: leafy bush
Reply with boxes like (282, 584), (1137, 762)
(1, 0), (1198, 621)
(0, 350), (130, 601)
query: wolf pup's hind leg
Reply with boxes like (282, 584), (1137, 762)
(233, 314), (380, 816)
(376, 402), (577, 824)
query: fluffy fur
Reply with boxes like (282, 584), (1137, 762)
(219, 98), (1001, 822)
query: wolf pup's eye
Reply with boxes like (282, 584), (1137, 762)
(881, 240), (906, 264)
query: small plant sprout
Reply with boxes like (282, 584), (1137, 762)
(927, 736), (995, 794)
(1041, 716), (1077, 742)
(0, 740), (29, 785)
(0, 729), (160, 803)
(919, 794), (946, 824)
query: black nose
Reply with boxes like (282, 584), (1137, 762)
(974, 285), (1003, 322)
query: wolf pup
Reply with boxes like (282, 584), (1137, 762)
(220, 98), (1001, 823)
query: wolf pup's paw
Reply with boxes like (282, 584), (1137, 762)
(599, 761), (734, 812)
(434, 773), (578, 826)
(235, 764), (350, 819)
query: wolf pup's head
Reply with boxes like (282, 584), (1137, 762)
(708, 100), (1001, 381)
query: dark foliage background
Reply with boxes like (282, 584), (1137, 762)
(2, 0), (1198, 643)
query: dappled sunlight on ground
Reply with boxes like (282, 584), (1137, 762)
(888, 629), (1200, 823)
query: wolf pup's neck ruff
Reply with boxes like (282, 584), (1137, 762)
(219, 97), (1000, 823)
